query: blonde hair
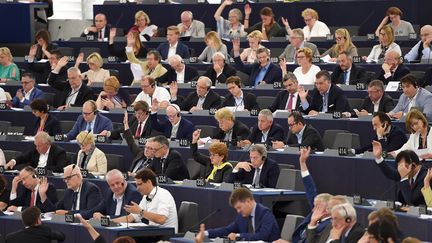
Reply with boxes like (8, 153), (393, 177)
(76, 131), (95, 146)
(334, 28), (355, 55)
(205, 31), (223, 51)
(380, 25), (395, 46)
(297, 47), (313, 63)
(103, 76), (120, 92)
(301, 8), (319, 20)
(135, 10), (150, 25)
(214, 107), (235, 121)
(87, 52), (103, 68)
(0, 47), (13, 62)
(247, 30), (264, 42)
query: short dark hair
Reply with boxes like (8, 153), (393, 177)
(21, 72), (35, 81)
(226, 76), (242, 88)
(372, 112), (391, 125)
(395, 150), (420, 166)
(260, 7), (274, 17)
(150, 135), (169, 148)
(135, 168), (157, 186)
(113, 236), (136, 243)
(50, 50), (63, 59)
(134, 100), (149, 113)
(147, 50), (162, 62)
(35, 29), (50, 43)
(367, 219), (398, 243)
(22, 206), (41, 227)
(315, 70), (331, 81)
(229, 187), (254, 206)
(400, 74), (417, 88)
(288, 111), (305, 125)
(30, 99), (48, 113)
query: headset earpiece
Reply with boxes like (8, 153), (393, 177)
(32, 174), (37, 179)
(342, 206), (352, 223)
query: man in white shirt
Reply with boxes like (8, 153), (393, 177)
(112, 168), (178, 233)
(11, 73), (44, 108)
(134, 76), (170, 109)
(404, 25), (432, 62)
(81, 13), (110, 41)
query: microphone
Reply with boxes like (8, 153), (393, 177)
(54, 25), (62, 41)
(185, 208), (221, 233)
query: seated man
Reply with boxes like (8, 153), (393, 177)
(213, 107), (250, 142)
(202, 52), (236, 86)
(373, 141), (427, 206)
(269, 72), (310, 112)
(279, 28), (319, 63)
(404, 25), (432, 62)
(228, 144), (280, 188)
(28, 49), (66, 84)
(5, 131), (67, 173)
(355, 112), (407, 154)
(206, 187), (280, 241)
(239, 109), (284, 147)
(272, 111), (324, 151)
(156, 25), (190, 60)
(300, 70), (352, 115)
(331, 52), (368, 85)
(66, 100), (113, 140)
(12, 73), (44, 108)
(233, 38), (282, 86)
(159, 54), (198, 84)
(112, 169), (179, 233)
(355, 80), (395, 116)
(150, 103), (195, 141)
(388, 74), (432, 120)
(134, 76), (170, 108)
(81, 13), (111, 40)
(8, 166), (57, 213)
(42, 164), (102, 218)
(48, 65), (94, 109)
(326, 203), (364, 242)
(170, 76), (221, 112)
(126, 47), (167, 85)
(92, 169), (142, 219)
(377, 51), (410, 84)
(6, 206), (65, 243)
(221, 76), (259, 111)
(178, 11), (205, 38)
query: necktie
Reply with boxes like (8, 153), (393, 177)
(322, 95), (328, 112)
(135, 122), (142, 138)
(160, 158), (166, 173)
(343, 71), (348, 85)
(410, 178), (415, 189)
(30, 190), (36, 207)
(86, 122), (91, 132)
(247, 215), (254, 233)
(285, 94), (294, 111)
(133, 158), (148, 173)
(253, 168), (261, 187)
(80, 153), (88, 169)
(72, 191), (78, 210)
(98, 30), (102, 39)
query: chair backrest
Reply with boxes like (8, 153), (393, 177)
(322, 129), (349, 149)
(57, 47), (75, 57)
(332, 132), (361, 149)
(0, 121), (11, 135)
(256, 96), (274, 110)
(56, 189), (65, 201)
(43, 93), (56, 108)
(105, 153), (124, 172)
(410, 71), (425, 82)
(3, 150), (22, 162)
(66, 152), (77, 165)
(276, 169), (305, 191)
(109, 69), (120, 80)
(280, 214), (306, 241)
(195, 125), (217, 138)
(186, 158), (206, 180)
(347, 98), (364, 110)
(79, 47), (101, 59)
(7, 126), (25, 135)
(235, 71), (250, 86)
(178, 201), (199, 233)
(59, 121), (76, 134)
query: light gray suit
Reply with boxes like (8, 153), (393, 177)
(279, 41), (320, 62)
(390, 87), (432, 120)
(178, 20), (205, 38)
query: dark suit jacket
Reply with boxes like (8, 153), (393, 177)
(190, 143), (233, 183)
(359, 93), (395, 113)
(376, 64), (410, 84)
(213, 120), (251, 141)
(228, 158), (280, 188)
(207, 202), (280, 242)
(156, 41), (190, 59)
(93, 183), (142, 218)
(110, 116), (155, 140)
(234, 56), (282, 86)
(420, 67), (432, 87)
(247, 123), (285, 145)
(47, 74), (94, 108)
(285, 124), (325, 151)
(158, 65), (198, 84)
(44, 180), (102, 219)
(80, 25), (111, 39)
(355, 125), (407, 154)
(9, 183), (58, 213)
(221, 92), (259, 111)
(329, 222), (364, 243)
(12, 87), (45, 108)
(123, 129), (153, 172)
(15, 143), (67, 173)
(34, 43), (58, 61)
(305, 84), (352, 114)
(150, 113), (195, 141)
(32, 114), (61, 136)
(331, 64), (369, 85)
(203, 63), (237, 86)
(376, 162), (427, 206)
(268, 90), (310, 113)
(174, 89), (221, 111)
(6, 225), (65, 243)
(149, 149), (189, 180)
(66, 113), (113, 140)
(28, 62), (67, 84)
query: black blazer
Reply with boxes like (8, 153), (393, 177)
(247, 123), (285, 145)
(228, 158), (280, 188)
(93, 183), (142, 218)
(285, 124), (325, 151)
(28, 62), (67, 84)
(15, 143), (67, 173)
(80, 24), (111, 39)
(234, 56), (282, 86)
(123, 129), (153, 172)
(149, 149), (189, 180)
(34, 43), (58, 61)
(268, 90), (310, 113)
(9, 183), (58, 213)
(304, 84), (352, 114)
(190, 143), (233, 183)
(355, 125), (407, 154)
(359, 92), (395, 113)
(213, 120), (251, 141)
(108, 43), (148, 62)
(331, 64), (369, 85)
(32, 114), (61, 136)
(158, 65), (199, 84)
(6, 225), (65, 243)
(47, 73), (95, 108)
(203, 63), (237, 86)
(174, 89), (221, 111)
(110, 116), (156, 140)
(420, 67), (432, 87)
(221, 92), (259, 111)
(150, 113), (195, 141)
(156, 41), (190, 59)
(376, 64), (410, 85)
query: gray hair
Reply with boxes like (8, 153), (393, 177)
(34, 131), (52, 145)
(368, 80), (385, 92)
(105, 169), (125, 182)
(258, 109), (273, 121)
(212, 51), (225, 60)
(291, 28), (304, 39)
(332, 203), (357, 221)
(168, 54), (183, 65)
(283, 71), (298, 83)
(67, 66), (81, 75)
(198, 76), (212, 88)
(249, 144), (267, 158)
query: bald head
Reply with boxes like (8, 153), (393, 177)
(94, 13), (107, 30)
(385, 50), (401, 67)
(420, 25), (432, 43)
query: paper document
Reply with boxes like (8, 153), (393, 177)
(130, 63), (144, 81)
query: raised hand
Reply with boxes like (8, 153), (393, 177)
(127, 32), (135, 47)
(298, 86), (308, 100)
(244, 4), (251, 16)
(123, 111), (130, 130)
(38, 177), (49, 202)
(28, 44), (37, 58)
(232, 38), (241, 55)
(76, 52), (84, 65)
(57, 56), (69, 69)
(192, 129), (201, 144)
(372, 140), (383, 159)
(110, 28), (117, 40)
(281, 17), (290, 28)
(169, 81), (178, 97)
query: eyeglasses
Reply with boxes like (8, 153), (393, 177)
(144, 146), (163, 151)
(296, 55), (306, 59)
(82, 111), (94, 116)
(209, 153), (220, 157)
(304, 18), (313, 22)
(63, 174), (77, 182)
(379, 32), (386, 36)
(335, 37), (344, 41)
(288, 122), (297, 128)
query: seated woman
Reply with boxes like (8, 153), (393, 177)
(96, 76), (131, 110)
(108, 28), (148, 62)
(0, 174), (9, 211)
(240, 30), (265, 63)
(244, 6), (283, 40)
(321, 28), (358, 62)
(30, 99), (61, 136)
(76, 131), (107, 176)
(365, 25), (401, 63)
(375, 7), (415, 37)
(0, 47), (20, 82)
(191, 129), (233, 183)
(300, 8), (330, 41)
(198, 31), (229, 63)
(31, 29), (58, 61)
(290, 47), (321, 85)
(75, 52), (110, 85)
(128, 10), (158, 41)
(214, 0), (247, 39)
(392, 109), (432, 159)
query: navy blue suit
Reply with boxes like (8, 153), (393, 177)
(93, 183), (142, 218)
(355, 125), (407, 154)
(66, 113), (113, 140)
(11, 87), (45, 108)
(228, 158), (280, 188)
(150, 113), (195, 141)
(156, 41), (190, 60)
(304, 84), (352, 114)
(247, 123), (285, 145)
(32, 114), (61, 136)
(234, 56), (282, 86)
(9, 183), (58, 213)
(208, 203), (280, 242)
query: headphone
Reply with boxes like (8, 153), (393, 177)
(261, 156), (266, 161)
(32, 174), (37, 179)
(341, 205), (352, 223)
(169, 104), (181, 117)
(146, 186), (158, 202)
(87, 100), (98, 115)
